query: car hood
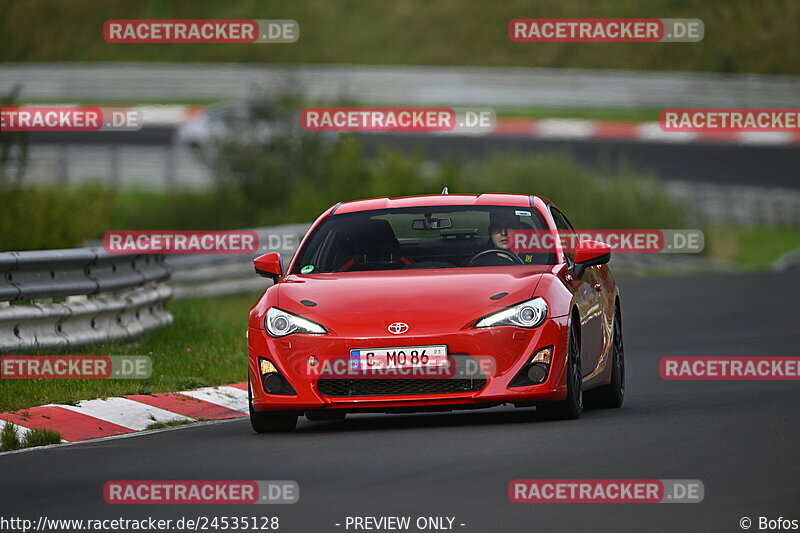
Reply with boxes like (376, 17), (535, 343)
(275, 267), (549, 335)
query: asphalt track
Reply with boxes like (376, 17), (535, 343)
(2, 271), (799, 532)
(28, 129), (800, 189)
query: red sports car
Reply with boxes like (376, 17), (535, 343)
(247, 193), (624, 432)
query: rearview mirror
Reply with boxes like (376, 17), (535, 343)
(573, 240), (611, 278)
(254, 252), (283, 282)
(412, 217), (453, 230)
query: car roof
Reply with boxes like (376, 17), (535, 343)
(333, 193), (550, 214)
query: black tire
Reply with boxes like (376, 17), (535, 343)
(248, 383), (298, 433)
(305, 410), (347, 422)
(584, 307), (625, 409)
(537, 317), (582, 420)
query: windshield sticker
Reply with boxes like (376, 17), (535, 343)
(515, 210), (531, 217)
(301, 265), (315, 273)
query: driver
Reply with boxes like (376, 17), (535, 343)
(489, 211), (519, 251)
(468, 211), (526, 266)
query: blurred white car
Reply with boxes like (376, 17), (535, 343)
(176, 102), (280, 148)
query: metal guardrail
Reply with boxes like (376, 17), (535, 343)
(3, 63), (800, 108)
(664, 182), (800, 228)
(0, 249), (172, 352)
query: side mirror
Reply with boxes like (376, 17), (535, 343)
(573, 240), (611, 278)
(254, 252), (283, 282)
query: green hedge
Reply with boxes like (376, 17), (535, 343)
(0, 186), (114, 251)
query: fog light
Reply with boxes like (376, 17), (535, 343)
(259, 357), (277, 375)
(530, 346), (553, 365)
(256, 357), (297, 395)
(526, 363), (548, 383)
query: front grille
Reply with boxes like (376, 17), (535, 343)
(317, 378), (486, 397)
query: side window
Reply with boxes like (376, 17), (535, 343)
(550, 207), (575, 265)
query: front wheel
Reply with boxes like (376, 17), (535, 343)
(249, 382), (298, 433)
(537, 320), (582, 420)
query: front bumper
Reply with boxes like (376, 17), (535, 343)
(248, 316), (570, 412)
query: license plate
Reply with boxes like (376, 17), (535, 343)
(350, 345), (448, 371)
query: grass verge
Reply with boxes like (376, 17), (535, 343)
(705, 226), (800, 269)
(146, 419), (197, 431)
(1, 423), (63, 451)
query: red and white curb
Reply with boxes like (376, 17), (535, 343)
(490, 117), (800, 146)
(0, 382), (248, 444)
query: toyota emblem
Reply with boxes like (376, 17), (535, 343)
(388, 322), (409, 334)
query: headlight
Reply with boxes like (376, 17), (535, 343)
(474, 297), (548, 329)
(265, 307), (328, 337)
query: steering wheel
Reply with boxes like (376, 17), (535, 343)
(467, 249), (525, 266)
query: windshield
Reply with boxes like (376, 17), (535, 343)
(291, 205), (555, 273)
